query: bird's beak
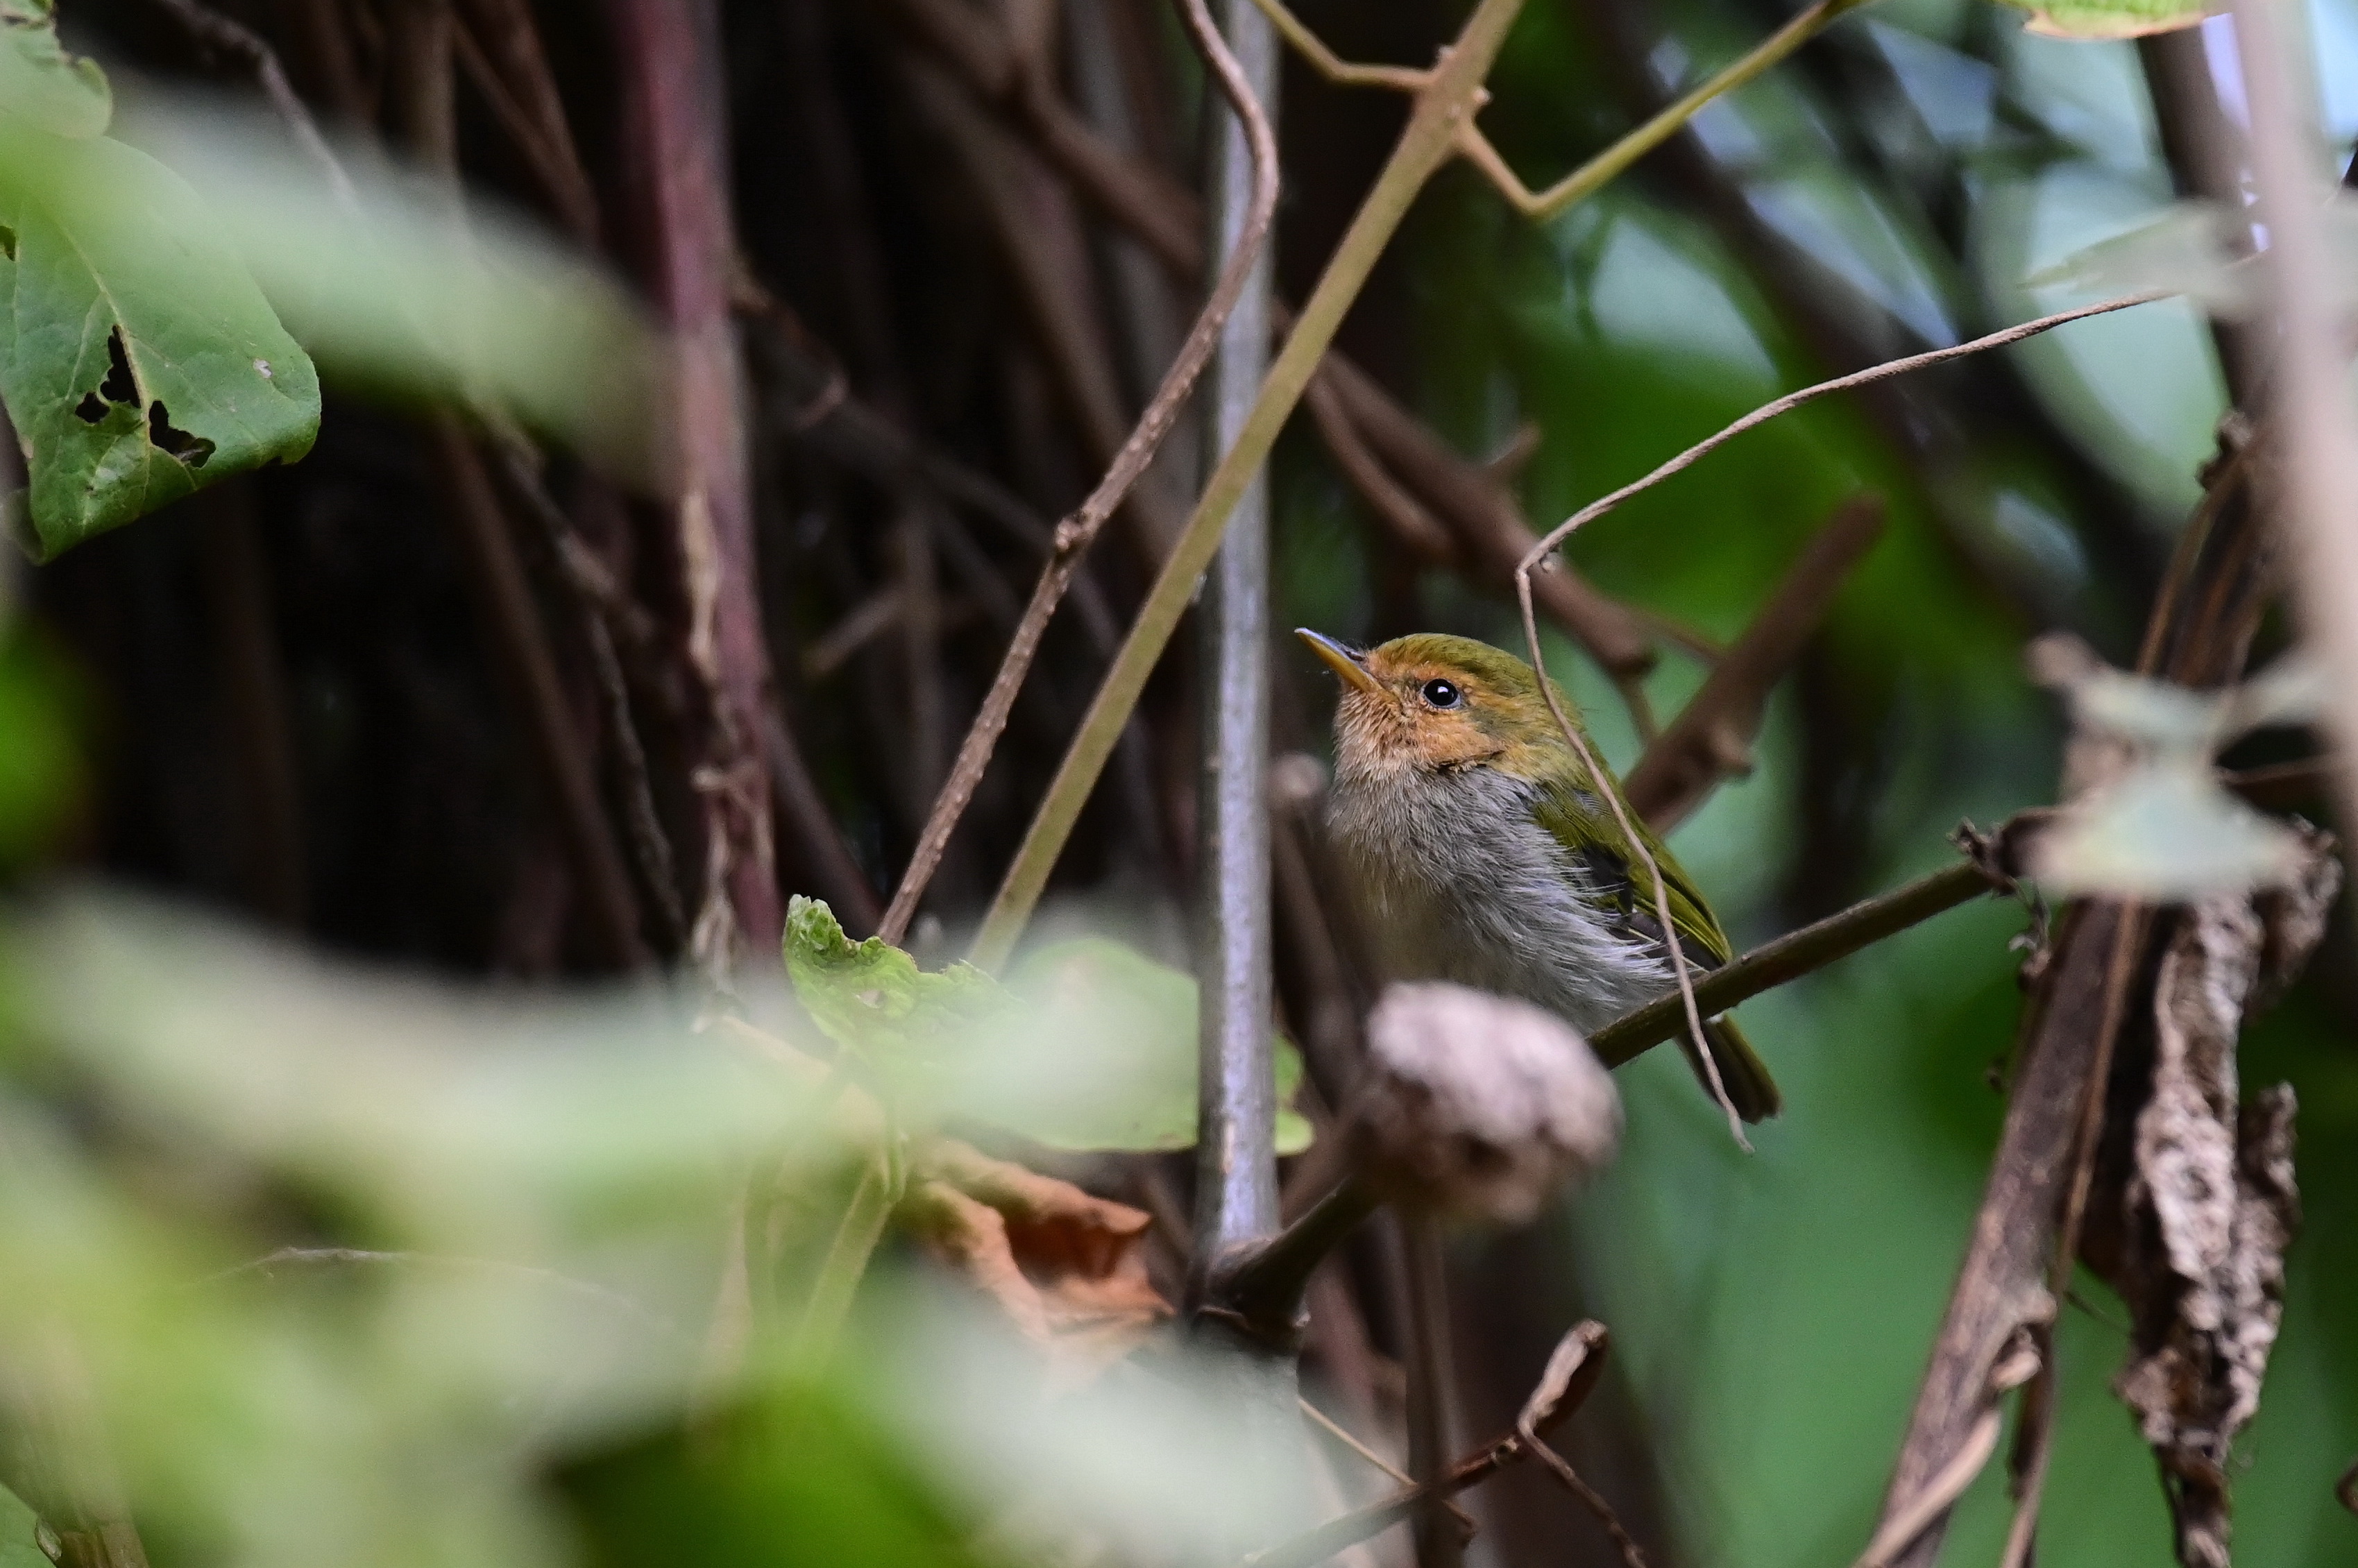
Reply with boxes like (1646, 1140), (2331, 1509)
(1296, 629), (1380, 694)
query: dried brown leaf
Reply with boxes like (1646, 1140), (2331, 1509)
(904, 1140), (1171, 1385)
(2094, 828), (2334, 1568)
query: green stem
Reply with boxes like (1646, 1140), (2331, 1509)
(968, 0), (1532, 969)
(1523, 0), (1878, 221)
(1588, 858), (2000, 1066)
(788, 1160), (895, 1370)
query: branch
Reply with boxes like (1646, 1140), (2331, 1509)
(1863, 405), (2278, 1567)
(969, 0), (1532, 969)
(1453, 0), (1875, 221)
(876, 0), (1281, 946)
(1622, 495), (1885, 830)
(1588, 842), (2010, 1067)
(1244, 0), (1432, 91)
(608, 0), (781, 978)
(1240, 1322), (1612, 1568)
(874, 0), (1663, 686)
(142, 0), (357, 207)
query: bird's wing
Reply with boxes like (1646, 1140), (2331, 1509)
(1531, 778), (1735, 969)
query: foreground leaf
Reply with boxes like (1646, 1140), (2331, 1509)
(980, 937), (1314, 1155)
(0, 123), (319, 559)
(783, 896), (1014, 1092)
(0, 0), (110, 138)
(1996, 0), (2216, 39)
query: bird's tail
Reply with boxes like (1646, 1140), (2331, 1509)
(1691, 1016), (1781, 1123)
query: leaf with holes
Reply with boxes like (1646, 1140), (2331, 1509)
(0, 123), (318, 559)
(0, 0), (112, 138)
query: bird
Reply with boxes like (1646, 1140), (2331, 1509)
(1296, 628), (1780, 1123)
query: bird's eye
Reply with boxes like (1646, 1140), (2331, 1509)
(1420, 678), (1462, 709)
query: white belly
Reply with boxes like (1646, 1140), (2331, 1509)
(1325, 765), (1673, 1034)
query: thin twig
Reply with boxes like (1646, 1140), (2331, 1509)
(1516, 1418), (1647, 1568)
(1511, 293), (2164, 1143)
(972, 0), (1533, 969)
(1458, 0), (1872, 219)
(877, 0), (1280, 946)
(1516, 292), (2167, 576)
(1241, 1322), (1611, 1568)
(879, 0), (1665, 690)
(490, 445), (690, 952)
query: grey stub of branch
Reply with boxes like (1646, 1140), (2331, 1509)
(1189, 0), (1293, 1526)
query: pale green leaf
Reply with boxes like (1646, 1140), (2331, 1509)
(2001, 0), (2217, 40)
(969, 938), (1314, 1156)
(0, 0), (110, 138)
(0, 123), (319, 559)
(2030, 761), (2311, 898)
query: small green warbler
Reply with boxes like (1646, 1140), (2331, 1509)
(1298, 629), (1780, 1123)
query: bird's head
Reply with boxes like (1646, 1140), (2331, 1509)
(1295, 630), (1585, 784)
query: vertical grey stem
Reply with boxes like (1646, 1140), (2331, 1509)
(1191, 0), (1281, 1276)
(1191, 0), (1294, 1484)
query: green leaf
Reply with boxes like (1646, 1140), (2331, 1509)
(0, 0), (110, 139)
(1994, 0), (2216, 40)
(783, 896), (1014, 1081)
(0, 123), (319, 559)
(0, 1481), (49, 1568)
(976, 938), (1314, 1156)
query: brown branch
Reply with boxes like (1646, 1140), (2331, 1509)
(609, 0), (781, 973)
(488, 445), (690, 953)
(904, 59), (1187, 561)
(453, 0), (600, 243)
(872, 0), (1280, 946)
(1303, 370), (1457, 563)
(874, 0), (1661, 684)
(380, 4), (650, 971)
(1865, 414), (2278, 1565)
(1241, 1322), (1612, 1568)
(1316, 353), (1657, 679)
(1623, 495), (1885, 830)
(1588, 850), (2011, 1066)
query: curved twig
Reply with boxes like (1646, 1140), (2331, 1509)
(874, 0), (1281, 945)
(1511, 291), (2166, 1143)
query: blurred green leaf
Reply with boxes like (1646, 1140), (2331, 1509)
(119, 96), (666, 489)
(1997, 0), (2215, 40)
(784, 896), (1013, 1085)
(0, 0), (110, 138)
(981, 937), (1314, 1156)
(0, 121), (319, 559)
(0, 1481), (45, 1568)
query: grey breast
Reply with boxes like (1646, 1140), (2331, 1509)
(1327, 765), (1670, 1033)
